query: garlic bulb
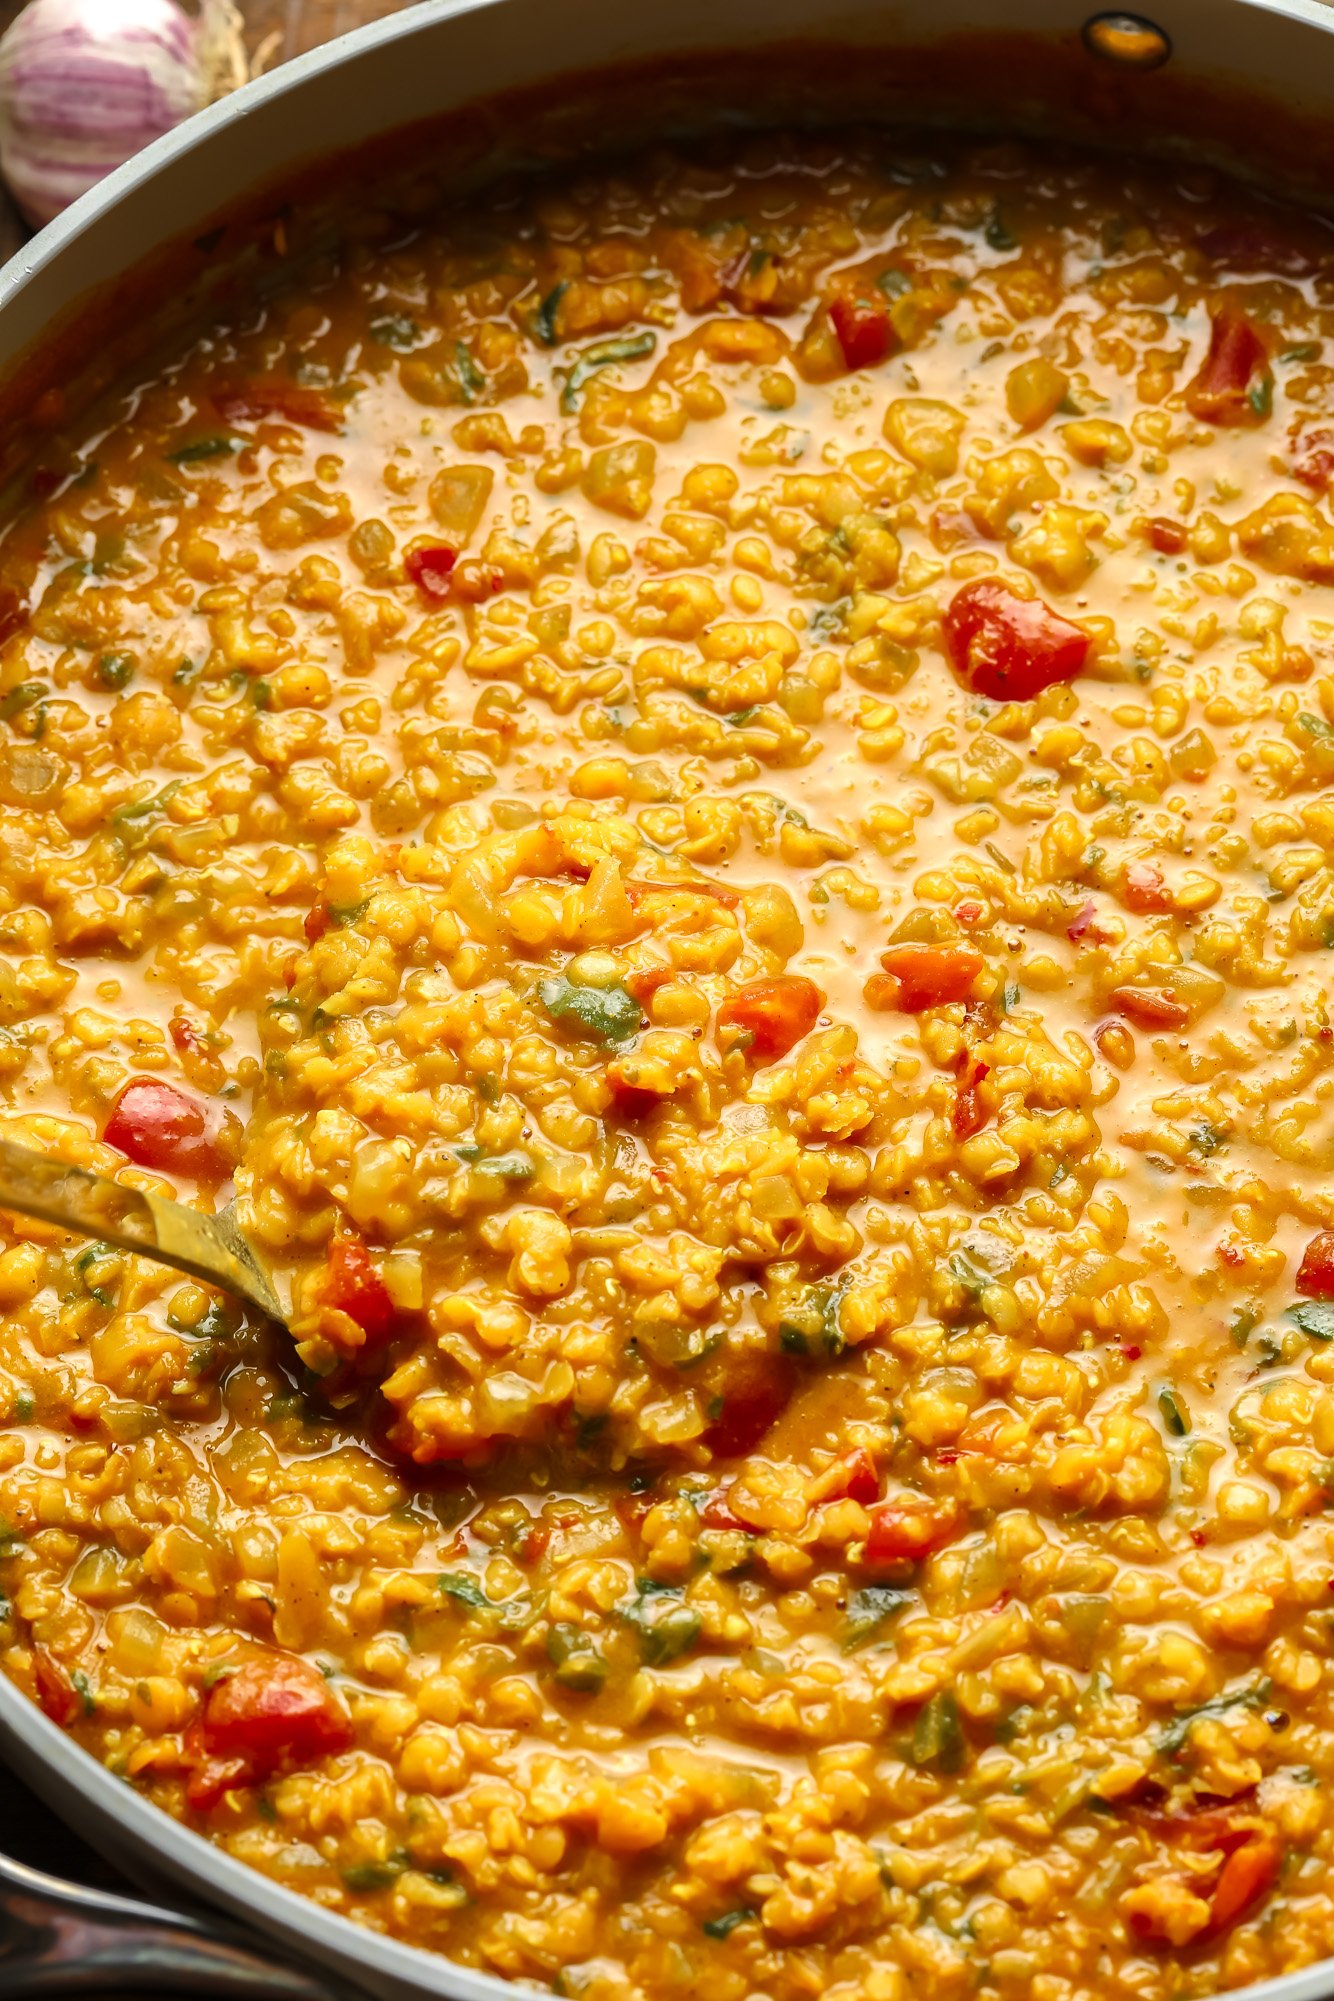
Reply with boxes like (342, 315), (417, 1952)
(0, 0), (247, 230)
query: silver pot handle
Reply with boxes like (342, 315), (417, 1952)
(0, 1847), (359, 1998)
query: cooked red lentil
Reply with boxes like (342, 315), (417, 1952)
(10, 124), (1334, 2000)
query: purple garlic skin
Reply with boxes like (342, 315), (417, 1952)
(0, 0), (212, 228)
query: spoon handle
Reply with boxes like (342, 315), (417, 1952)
(0, 1135), (285, 1325)
(0, 1845), (356, 1997)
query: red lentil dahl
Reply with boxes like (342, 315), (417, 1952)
(2, 125), (1334, 2001)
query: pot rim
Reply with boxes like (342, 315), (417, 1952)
(0, 1670), (535, 1997)
(0, 0), (506, 311)
(5, 1), (1334, 1997)
(5, 0), (1334, 316)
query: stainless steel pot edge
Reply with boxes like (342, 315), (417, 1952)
(5, 0), (1334, 366)
(0, 0), (498, 362)
(0, 1680), (523, 1999)
(0, 1844), (371, 2000)
(1, 0), (1334, 1996)
(12, 1686), (1334, 2001)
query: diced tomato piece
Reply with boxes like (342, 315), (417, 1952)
(830, 295), (895, 372)
(405, 544), (457, 602)
(1198, 222), (1313, 276)
(830, 1448), (881, 1505)
(1123, 861), (1172, 912)
(1126, 1894), (1190, 1948)
(953, 1049), (990, 1140)
(184, 1762), (238, 1812)
(104, 1078), (229, 1180)
(1298, 1228), (1334, 1298)
(32, 1648), (79, 1726)
(606, 1033), (681, 1115)
(188, 1650), (352, 1812)
(1137, 1804), (1258, 1855)
(717, 975), (824, 1061)
(324, 1235), (397, 1343)
(1067, 899), (1098, 942)
(604, 1065), (662, 1119)
(864, 1498), (956, 1565)
(944, 579), (1090, 702)
(1109, 986), (1189, 1030)
(304, 903), (330, 942)
(1183, 309), (1271, 426)
(182, 1721), (251, 1813)
(513, 1521), (550, 1567)
(1146, 516), (1188, 555)
(212, 379), (341, 432)
(185, 1759), (248, 1812)
(1124, 1899), (1176, 1948)
(200, 1652), (351, 1766)
(867, 944), (983, 1014)
(701, 1486), (750, 1533)
(382, 1416), (482, 1469)
(1293, 425), (1334, 491)
(704, 1359), (795, 1460)
(625, 966), (673, 1004)
(1198, 223), (1260, 267)
(168, 1016), (206, 1058)
(613, 1486), (658, 1537)
(1209, 1837), (1280, 1933)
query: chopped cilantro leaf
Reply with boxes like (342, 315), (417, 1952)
(1291, 1300), (1334, 1341)
(539, 975), (642, 1044)
(534, 282), (569, 347)
(437, 1571), (490, 1611)
(560, 332), (657, 414)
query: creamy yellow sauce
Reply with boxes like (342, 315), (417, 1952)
(0, 128), (1333, 2001)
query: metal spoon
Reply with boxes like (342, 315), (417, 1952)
(0, 1135), (286, 1326)
(0, 1845), (361, 1997)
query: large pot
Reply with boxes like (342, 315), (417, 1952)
(2, 0), (1334, 1994)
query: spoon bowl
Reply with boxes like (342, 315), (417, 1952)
(0, 1135), (286, 1327)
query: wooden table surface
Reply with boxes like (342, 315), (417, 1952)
(0, 7), (409, 1985)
